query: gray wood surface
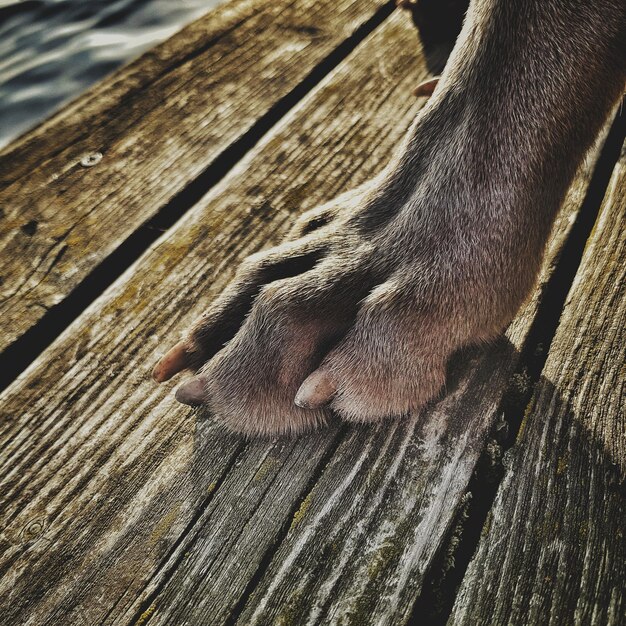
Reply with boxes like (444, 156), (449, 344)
(0, 7), (620, 626)
(226, 137), (618, 626)
(0, 0), (388, 354)
(449, 140), (626, 626)
(0, 11), (431, 626)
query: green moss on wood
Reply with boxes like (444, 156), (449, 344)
(254, 456), (279, 482)
(290, 493), (312, 530)
(135, 603), (156, 625)
(149, 501), (182, 546)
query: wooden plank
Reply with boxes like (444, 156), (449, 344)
(0, 13), (617, 626)
(225, 147), (618, 625)
(0, 0), (389, 355)
(0, 11), (434, 626)
(111, 48), (618, 626)
(449, 139), (626, 625)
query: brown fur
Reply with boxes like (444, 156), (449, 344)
(154, 0), (626, 436)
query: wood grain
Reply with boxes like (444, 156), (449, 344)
(0, 9), (619, 626)
(0, 0), (389, 355)
(449, 140), (626, 626)
(0, 11), (432, 626)
(226, 137), (618, 625)
(100, 37), (617, 626)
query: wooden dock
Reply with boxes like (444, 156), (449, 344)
(0, 0), (624, 624)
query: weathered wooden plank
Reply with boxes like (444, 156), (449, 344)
(448, 140), (626, 625)
(0, 12), (619, 626)
(0, 0), (390, 355)
(120, 54), (619, 626)
(224, 147), (618, 626)
(0, 11), (433, 626)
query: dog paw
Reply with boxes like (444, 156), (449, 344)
(153, 142), (535, 437)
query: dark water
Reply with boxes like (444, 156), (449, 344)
(0, 0), (222, 148)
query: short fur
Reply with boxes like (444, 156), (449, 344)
(154, 0), (626, 436)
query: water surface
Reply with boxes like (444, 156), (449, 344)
(0, 0), (222, 148)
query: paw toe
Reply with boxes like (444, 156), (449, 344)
(175, 376), (207, 406)
(153, 341), (192, 382)
(294, 369), (337, 409)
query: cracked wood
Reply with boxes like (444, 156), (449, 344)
(0, 9), (620, 626)
(0, 11), (432, 626)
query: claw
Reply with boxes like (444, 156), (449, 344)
(152, 341), (191, 382)
(175, 376), (207, 406)
(295, 369), (337, 409)
(413, 77), (439, 98)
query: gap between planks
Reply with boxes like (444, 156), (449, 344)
(117, 86), (622, 626)
(0, 11), (435, 626)
(448, 127), (626, 626)
(0, 11), (623, 626)
(409, 107), (626, 626)
(0, 0), (396, 390)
